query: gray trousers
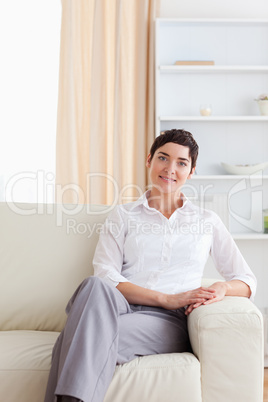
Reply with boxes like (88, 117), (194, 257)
(44, 277), (191, 402)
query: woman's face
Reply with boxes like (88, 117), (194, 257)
(146, 142), (195, 195)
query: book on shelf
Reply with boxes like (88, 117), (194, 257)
(175, 60), (215, 66)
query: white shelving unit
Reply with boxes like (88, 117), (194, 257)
(155, 18), (268, 311)
(160, 116), (268, 121)
(232, 233), (268, 240)
(159, 65), (268, 73)
(191, 175), (268, 180)
(155, 18), (268, 222)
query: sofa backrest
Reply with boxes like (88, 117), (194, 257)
(0, 202), (111, 332)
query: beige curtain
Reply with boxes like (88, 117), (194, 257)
(56, 0), (160, 205)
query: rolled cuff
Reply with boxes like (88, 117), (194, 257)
(231, 275), (257, 301)
(94, 271), (129, 288)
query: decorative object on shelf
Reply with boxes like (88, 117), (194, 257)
(255, 94), (268, 116)
(200, 104), (212, 116)
(221, 161), (268, 175)
(174, 60), (215, 66)
(263, 209), (268, 234)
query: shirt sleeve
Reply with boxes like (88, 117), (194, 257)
(210, 213), (257, 301)
(93, 206), (129, 287)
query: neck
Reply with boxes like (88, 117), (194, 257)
(147, 189), (184, 216)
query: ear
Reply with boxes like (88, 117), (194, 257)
(146, 153), (152, 168)
(187, 166), (196, 179)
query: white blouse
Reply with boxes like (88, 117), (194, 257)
(93, 191), (257, 300)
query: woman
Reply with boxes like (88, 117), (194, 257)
(44, 129), (256, 402)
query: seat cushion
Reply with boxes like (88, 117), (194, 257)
(105, 352), (202, 402)
(0, 330), (201, 402)
(0, 330), (59, 402)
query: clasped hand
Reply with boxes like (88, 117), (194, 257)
(162, 282), (227, 315)
(184, 282), (227, 315)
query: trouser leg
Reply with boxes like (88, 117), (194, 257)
(86, 304), (190, 401)
(117, 305), (191, 365)
(44, 277), (131, 402)
(44, 277), (191, 402)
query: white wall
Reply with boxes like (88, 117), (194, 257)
(160, 0), (268, 19)
(0, 1), (61, 202)
(2, 1), (268, 203)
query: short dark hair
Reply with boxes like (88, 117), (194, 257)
(149, 129), (199, 171)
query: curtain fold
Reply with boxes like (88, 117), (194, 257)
(56, 0), (160, 204)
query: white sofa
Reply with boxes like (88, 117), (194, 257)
(0, 202), (264, 402)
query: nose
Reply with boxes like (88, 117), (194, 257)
(164, 160), (176, 174)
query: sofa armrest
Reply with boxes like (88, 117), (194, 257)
(187, 296), (264, 402)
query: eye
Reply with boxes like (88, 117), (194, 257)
(158, 156), (167, 161)
(178, 161), (187, 167)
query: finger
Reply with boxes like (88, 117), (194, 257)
(203, 297), (219, 305)
(193, 302), (203, 308)
(196, 292), (216, 299)
(185, 304), (194, 315)
(185, 300), (204, 314)
(200, 292), (216, 298)
(189, 297), (206, 305)
(199, 288), (217, 294)
(186, 298), (203, 312)
(200, 287), (216, 293)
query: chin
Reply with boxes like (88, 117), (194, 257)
(159, 185), (181, 195)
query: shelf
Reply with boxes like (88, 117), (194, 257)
(159, 65), (268, 73)
(191, 175), (268, 180)
(157, 18), (268, 24)
(159, 116), (268, 122)
(232, 233), (268, 240)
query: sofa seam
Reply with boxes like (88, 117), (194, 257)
(116, 363), (199, 371)
(0, 369), (51, 372)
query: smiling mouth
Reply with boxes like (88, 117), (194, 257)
(159, 176), (176, 183)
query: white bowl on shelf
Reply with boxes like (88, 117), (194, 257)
(221, 161), (268, 175)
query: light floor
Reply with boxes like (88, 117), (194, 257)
(264, 368), (268, 402)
